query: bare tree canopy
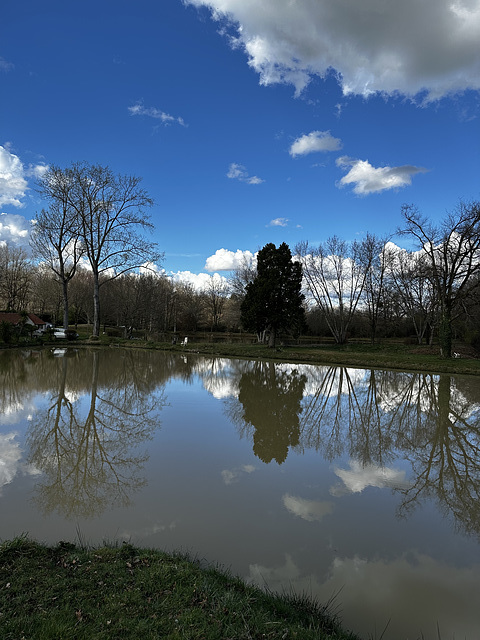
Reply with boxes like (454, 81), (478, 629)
(32, 165), (85, 329)
(0, 244), (32, 312)
(34, 162), (162, 337)
(399, 200), (480, 357)
(296, 236), (370, 344)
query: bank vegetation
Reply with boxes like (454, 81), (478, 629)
(0, 536), (360, 640)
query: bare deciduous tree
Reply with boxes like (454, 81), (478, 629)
(296, 236), (369, 344)
(360, 233), (390, 343)
(399, 200), (480, 357)
(387, 247), (437, 345)
(0, 244), (32, 311)
(203, 275), (230, 331)
(32, 165), (85, 329)
(36, 162), (162, 337)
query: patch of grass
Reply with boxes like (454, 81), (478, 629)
(162, 340), (480, 376)
(0, 537), (360, 640)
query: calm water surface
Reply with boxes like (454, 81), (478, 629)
(1, 347), (480, 639)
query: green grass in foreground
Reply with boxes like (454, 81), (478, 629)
(0, 537), (361, 640)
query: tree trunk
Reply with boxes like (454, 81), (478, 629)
(268, 326), (276, 348)
(439, 309), (453, 358)
(62, 279), (69, 330)
(92, 273), (100, 337)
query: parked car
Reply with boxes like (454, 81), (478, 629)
(53, 328), (79, 340)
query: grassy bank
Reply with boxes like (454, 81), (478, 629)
(65, 332), (480, 376)
(166, 340), (480, 376)
(0, 537), (361, 640)
(4, 326), (480, 375)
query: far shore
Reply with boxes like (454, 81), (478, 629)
(10, 329), (479, 376)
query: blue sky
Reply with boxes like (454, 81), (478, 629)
(1, 0), (479, 287)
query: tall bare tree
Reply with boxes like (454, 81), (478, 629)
(37, 162), (162, 337)
(0, 243), (32, 311)
(387, 247), (437, 344)
(203, 275), (230, 331)
(230, 252), (257, 297)
(399, 200), (480, 357)
(360, 233), (390, 343)
(296, 236), (368, 344)
(32, 165), (85, 329)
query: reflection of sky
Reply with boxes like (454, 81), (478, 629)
(0, 432), (40, 494)
(331, 460), (411, 496)
(277, 363), (368, 398)
(118, 520), (177, 541)
(247, 551), (480, 640)
(198, 360), (371, 400)
(203, 376), (239, 399)
(0, 400), (29, 425)
(283, 493), (334, 522)
(2, 350), (480, 640)
(64, 388), (82, 403)
(221, 464), (256, 485)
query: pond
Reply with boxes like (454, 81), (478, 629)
(1, 347), (480, 639)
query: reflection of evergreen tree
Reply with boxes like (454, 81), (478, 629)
(236, 362), (307, 464)
(27, 350), (166, 519)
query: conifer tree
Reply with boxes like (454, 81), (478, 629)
(241, 242), (305, 347)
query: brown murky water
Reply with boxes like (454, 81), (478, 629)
(1, 347), (480, 639)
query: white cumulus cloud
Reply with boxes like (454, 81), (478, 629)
(205, 248), (256, 271)
(336, 156), (428, 195)
(139, 262), (166, 276)
(0, 145), (48, 235)
(0, 213), (31, 246)
(227, 163), (264, 184)
(170, 270), (229, 291)
(0, 146), (29, 208)
(267, 217), (289, 227)
(289, 130), (342, 157)
(185, 0), (480, 100)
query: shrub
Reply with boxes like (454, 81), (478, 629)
(0, 321), (14, 344)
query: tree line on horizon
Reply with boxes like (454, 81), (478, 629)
(0, 162), (479, 358)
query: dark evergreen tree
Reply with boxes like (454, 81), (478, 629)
(240, 242), (305, 347)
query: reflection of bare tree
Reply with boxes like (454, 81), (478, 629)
(226, 361), (307, 464)
(300, 367), (400, 466)
(397, 375), (480, 537)
(27, 350), (165, 519)
(0, 350), (44, 417)
(298, 366), (480, 537)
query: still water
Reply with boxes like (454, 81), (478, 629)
(1, 347), (480, 639)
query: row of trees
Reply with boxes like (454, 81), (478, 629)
(0, 250), (237, 338)
(295, 201), (480, 358)
(232, 199), (480, 357)
(1, 159), (479, 357)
